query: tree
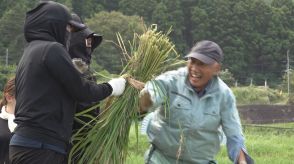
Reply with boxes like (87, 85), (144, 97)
(0, 0), (294, 88)
(71, 0), (100, 18)
(151, 0), (186, 53)
(118, 0), (157, 23)
(85, 11), (145, 73)
(0, 65), (16, 90)
(219, 69), (235, 87)
(0, 2), (30, 65)
(280, 68), (294, 104)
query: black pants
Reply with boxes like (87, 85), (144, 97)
(9, 145), (66, 164)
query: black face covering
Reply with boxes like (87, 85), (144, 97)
(68, 30), (91, 64)
(86, 47), (92, 58)
(65, 31), (71, 51)
(68, 27), (103, 64)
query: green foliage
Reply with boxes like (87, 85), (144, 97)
(0, 0), (40, 65)
(232, 86), (287, 105)
(89, 57), (115, 83)
(0, 65), (16, 90)
(151, 0), (186, 53)
(118, 0), (157, 23)
(0, 0), (12, 18)
(71, 0), (97, 17)
(85, 11), (145, 73)
(1, 0), (294, 88)
(280, 69), (294, 104)
(0, 2), (29, 64)
(126, 125), (149, 164)
(219, 69), (235, 86)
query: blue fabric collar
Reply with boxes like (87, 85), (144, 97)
(187, 77), (213, 98)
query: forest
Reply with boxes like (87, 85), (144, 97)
(0, 0), (293, 88)
(1, 1), (294, 163)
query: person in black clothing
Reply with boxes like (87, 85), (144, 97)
(67, 14), (103, 163)
(9, 1), (126, 164)
(68, 14), (102, 130)
(68, 13), (102, 74)
(0, 77), (16, 164)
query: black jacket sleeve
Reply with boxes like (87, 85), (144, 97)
(43, 43), (112, 102)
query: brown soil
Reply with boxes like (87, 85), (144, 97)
(238, 105), (294, 124)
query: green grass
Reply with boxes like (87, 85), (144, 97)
(266, 122), (294, 128)
(127, 123), (294, 164)
(126, 125), (149, 164)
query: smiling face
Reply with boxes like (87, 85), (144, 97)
(187, 58), (220, 91)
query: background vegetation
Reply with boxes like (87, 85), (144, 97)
(126, 123), (294, 164)
(0, 0), (294, 87)
(0, 1), (293, 163)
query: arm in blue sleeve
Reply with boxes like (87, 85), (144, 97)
(227, 135), (254, 164)
(145, 80), (168, 108)
(220, 88), (254, 164)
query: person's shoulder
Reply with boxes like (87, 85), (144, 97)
(160, 67), (187, 78)
(152, 67), (186, 86)
(47, 41), (65, 49)
(214, 77), (234, 94)
(44, 41), (67, 55)
(41, 41), (68, 62)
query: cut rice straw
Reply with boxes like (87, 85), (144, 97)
(69, 25), (179, 164)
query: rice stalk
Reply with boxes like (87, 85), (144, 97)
(69, 25), (179, 164)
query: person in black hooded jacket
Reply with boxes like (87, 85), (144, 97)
(9, 1), (126, 164)
(68, 13), (102, 83)
(68, 14), (102, 69)
(67, 14), (104, 163)
(67, 14), (102, 132)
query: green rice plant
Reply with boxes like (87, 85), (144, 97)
(69, 25), (179, 164)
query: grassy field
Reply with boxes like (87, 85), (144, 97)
(126, 123), (294, 164)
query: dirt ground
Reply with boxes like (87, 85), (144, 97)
(238, 105), (294, 124)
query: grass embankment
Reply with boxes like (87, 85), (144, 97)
(127, 123), (294, 164)
(232, 86), (288, 105)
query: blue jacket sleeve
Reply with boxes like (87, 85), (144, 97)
(227, 135), (254, 164)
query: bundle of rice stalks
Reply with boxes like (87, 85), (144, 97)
(69, 25), (180, 164)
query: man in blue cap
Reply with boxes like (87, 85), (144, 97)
(138, 40), (254, 164)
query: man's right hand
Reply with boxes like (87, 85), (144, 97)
(139, 89), (153, 112)
(127, 77), (145, 90)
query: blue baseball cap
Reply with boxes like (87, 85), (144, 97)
(186, 40), (224, 64)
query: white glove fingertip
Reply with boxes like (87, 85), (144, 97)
(108, 78), (127, 96)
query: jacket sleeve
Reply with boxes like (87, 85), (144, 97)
(227, 135), (254, 164)
(144, 80), (167, 108)
(221, 90), (254, 163)
(43, 43), (112, 102)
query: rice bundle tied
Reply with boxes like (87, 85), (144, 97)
(69, 25), (179, 164)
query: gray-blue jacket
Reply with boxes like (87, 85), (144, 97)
(143, 67), (253, 164)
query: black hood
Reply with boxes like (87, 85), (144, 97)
(24, 1), (71, 46)
(68, 27), (102, 64)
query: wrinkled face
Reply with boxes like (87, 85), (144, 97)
(187, 58), (220, 91)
